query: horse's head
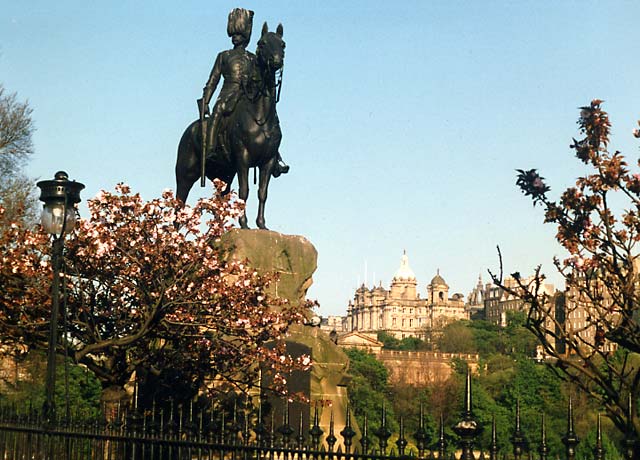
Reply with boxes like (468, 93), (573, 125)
(256, 22), (285, 72)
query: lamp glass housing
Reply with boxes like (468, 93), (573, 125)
(41, 201), (77, 235)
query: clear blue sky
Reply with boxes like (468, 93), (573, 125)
(3, 1), (640, 316)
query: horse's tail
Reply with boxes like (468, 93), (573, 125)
(175, 120), (202, 203)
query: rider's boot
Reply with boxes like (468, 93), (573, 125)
(272, 154), (290, 178)
(206, 111), (222, 158)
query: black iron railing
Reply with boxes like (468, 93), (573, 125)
(0, 372), (636, 460)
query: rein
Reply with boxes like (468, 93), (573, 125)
(275, 67), (283, 103)
(241, 55), (284, 127)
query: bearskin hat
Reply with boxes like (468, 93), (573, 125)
(227, 8), (254, 41)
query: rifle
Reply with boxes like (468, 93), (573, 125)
(197, 98), (208, 187)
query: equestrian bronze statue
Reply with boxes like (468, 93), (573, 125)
(175, 8), (289, 230)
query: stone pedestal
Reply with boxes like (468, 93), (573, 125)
(220, 229), (357, 446)
(220, 229), (318, 309)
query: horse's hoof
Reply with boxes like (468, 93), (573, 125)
(239, 216), (249, 229)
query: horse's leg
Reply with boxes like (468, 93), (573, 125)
(256, 159), (275, 230)
(219, 173), (235, 195)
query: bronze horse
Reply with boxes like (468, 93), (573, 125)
(175, 23), (286, 229)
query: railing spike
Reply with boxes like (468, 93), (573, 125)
(453, 366), (480, 460)
(489, 415), (498, 460)
(593, 413), (604, 460)
(561, 396), (579, 460)
(297, 410), (305, 448)
(511, 399), (527, 460)
(361, 412), (370, 454)
(396, 415), (408, 456)
(326, 408), (337, 452)
(623, 393), (636, 460)
(539, 413), (549, 460)
(309, 403), (323, 451)
(340, 403), (356, 453)
(438, 413), (446, 460)
(374, 403), (391, 454)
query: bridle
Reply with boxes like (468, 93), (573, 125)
(242, 35), (285, 126)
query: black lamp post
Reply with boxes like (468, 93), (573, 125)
(36, 171), (84, 421)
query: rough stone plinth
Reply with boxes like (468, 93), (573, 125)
(219, 229), (358, 446)
(220, 229), (317, 308)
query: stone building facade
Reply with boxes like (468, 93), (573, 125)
(563, 274), (618, 354)
(342, 253), (468, 340)
(483, 275), (556, 326)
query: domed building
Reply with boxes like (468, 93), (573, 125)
(344, 252), (468, 340)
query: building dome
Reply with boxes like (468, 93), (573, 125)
(430, 269), (448, 287)
(393, 252), (416, 281)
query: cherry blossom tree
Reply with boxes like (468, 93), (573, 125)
(0, 181), (308, 404)
(491, 100), (640, 444)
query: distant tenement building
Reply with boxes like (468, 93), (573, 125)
(483, 275), (556, 326)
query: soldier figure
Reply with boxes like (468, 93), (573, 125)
(202, 8), (288, 177)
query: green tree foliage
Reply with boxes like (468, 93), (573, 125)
(396, 336), (425, 351)
(437, 321), (475, 353)
(377, 331), (435, 351)
(576, 424), (624, 460)
(0, 352), (101, 417)
(344, 348), (398, 434)
(389, 384), (437, 446)
(377, 331), (401, 350)
(0, 84), (37, 225)
(348, 315), (625, 458)
(441, 316), (623, 458)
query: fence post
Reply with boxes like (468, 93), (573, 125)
(278, 400), (294, 448)
(326, 410), (337, 452)
(413, 403), (428, 458)
(396, 416), (408, 456)
(438, 413), (446, 460)
(510, 399), (527, 460)
(297, 412), (306, 449)
(538, 414), (548, 460)
(374, 403), (392, 454)
(561, 398), (579, 460)
(453, 368), (480, 460)
(309, 405), (323, 451)
(340, 405), (356, 454)
(489, 416), (498, 460)
(593, 413), (604, 460)
(623, 394), (636, 460)
(256, 401), (268, 447)
(361, 413), (370, 455)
